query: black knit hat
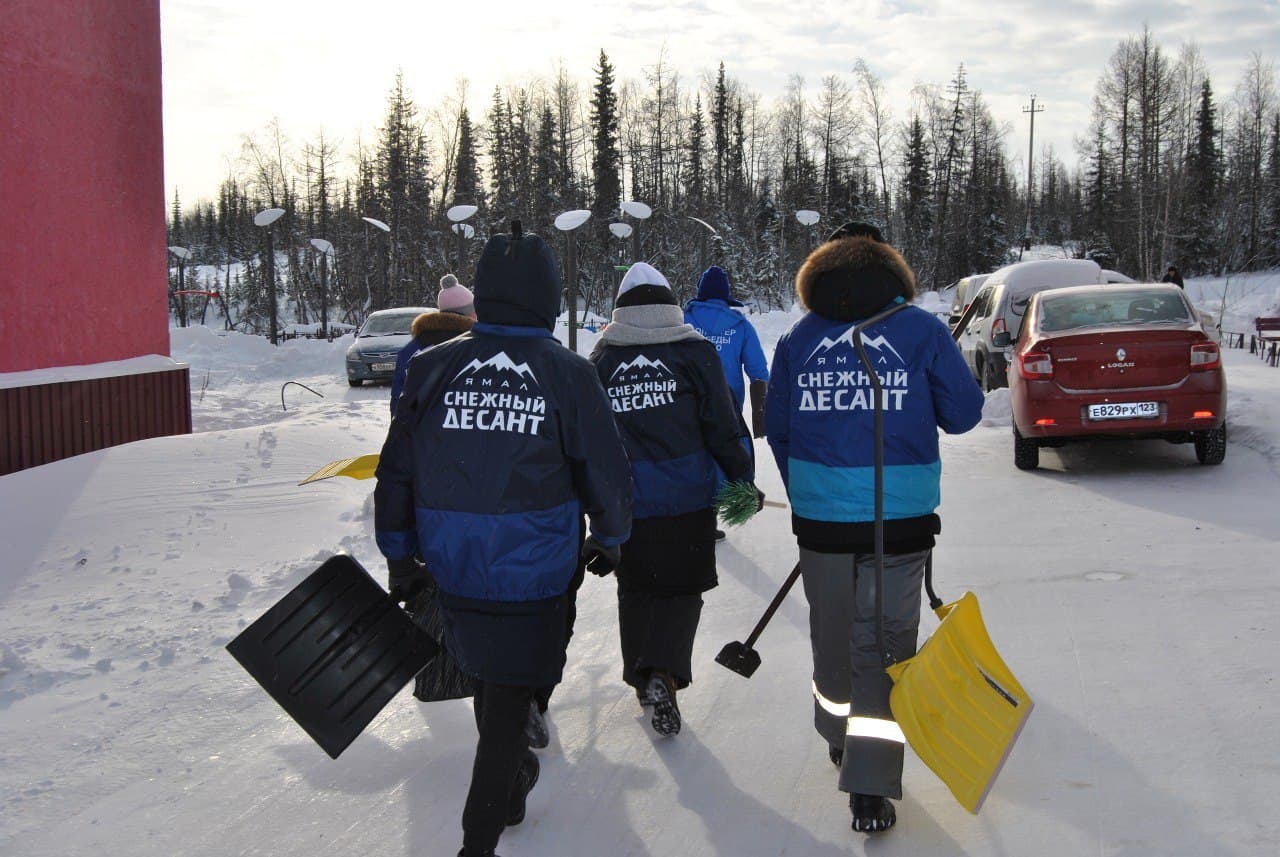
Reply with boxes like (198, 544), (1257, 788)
(473, 223), (562, 331)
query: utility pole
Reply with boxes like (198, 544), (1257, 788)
(1022, 95), (1045, 252)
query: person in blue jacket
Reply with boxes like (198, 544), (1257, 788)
(375, 224), (632, 857)
(389, 274), (476, 414)
(684, 266), (770, 438)
(764, 222), (983, 835)
(590, 262), (756, 737)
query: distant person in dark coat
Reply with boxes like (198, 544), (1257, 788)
(1162, 265), (1185, 289)
(589, 262), (756, 737)
(389, 274), (476, 414)
(375, 226), (632, 857)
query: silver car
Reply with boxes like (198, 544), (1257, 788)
(345, 307), (431, 386)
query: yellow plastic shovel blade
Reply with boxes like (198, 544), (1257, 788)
(298, 454), (381, 486)
(887, 592), (1033, 814)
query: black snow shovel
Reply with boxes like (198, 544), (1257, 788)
(715, 562), (802, 678)
(716, 303), (913, 680)
(226, 554), (439, 759)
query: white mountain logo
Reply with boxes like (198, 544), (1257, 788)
(452, 351), (539, 385)
(805, 327), (905, 365)
(610, 354), (673, 380)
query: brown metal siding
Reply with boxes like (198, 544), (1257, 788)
(0, 367), (191, 476)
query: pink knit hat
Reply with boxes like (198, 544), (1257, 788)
(437, 274), (475, 316)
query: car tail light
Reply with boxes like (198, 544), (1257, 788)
(1194, 410), (1215, 419)
(1018, 351), (1053, 380)
(1035, 418), (1056, 426)
(1190, 342), (1220, 371)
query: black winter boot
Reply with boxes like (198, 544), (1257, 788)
(850, 793), (896, 832)
(646, 672), (681, 736)
(457, 849), (497, 857)
(525, 701), (549, 749)
(506, 751), (540, 826)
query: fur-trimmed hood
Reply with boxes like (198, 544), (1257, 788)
(412, 310), (474, 338)
(795, 236), (916, 322)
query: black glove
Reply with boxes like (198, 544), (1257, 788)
(754, 485), (766, 513)
(387, 556), (430, 604)
(581, 534), (621, 577)
(749, 380), (768, 439)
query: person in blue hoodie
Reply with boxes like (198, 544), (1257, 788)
(684, 266), (770, 438)
(764, 222), (983, 835)
(590, 262), (756, 737)
(375, 224), (632, 857)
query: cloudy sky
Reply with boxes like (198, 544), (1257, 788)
(161, 0), (1279, 202)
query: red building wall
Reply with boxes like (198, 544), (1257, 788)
(0, 0), (170, 373)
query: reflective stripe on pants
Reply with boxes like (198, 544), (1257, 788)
(800, 546), (927, 799)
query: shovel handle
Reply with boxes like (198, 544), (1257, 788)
(743, 562), (803, 649)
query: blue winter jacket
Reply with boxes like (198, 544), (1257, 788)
(683, 299), (769, 410)
(375, 323), (631, 602)
(765, 305), (983, 528)
(589, 334), (753, 520)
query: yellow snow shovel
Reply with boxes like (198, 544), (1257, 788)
(298, 453), (380, 486)
(852, 303), (1032, 815)
(887, 573), (1033, 813)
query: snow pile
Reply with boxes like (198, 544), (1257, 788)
(981, 387), (1012, 427)
(171, 326), (353, 383)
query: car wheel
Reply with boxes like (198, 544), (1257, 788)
(348, 378), (363, 387)
(1014, 426), (1040, 471)
(1194, 424), (1226, 466)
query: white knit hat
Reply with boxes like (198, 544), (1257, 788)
(616, 262), (671, 299)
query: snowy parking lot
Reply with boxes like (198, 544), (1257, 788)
(2, 321), (1278, 857)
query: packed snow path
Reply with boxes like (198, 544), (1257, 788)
(2, 346), (1278, 857)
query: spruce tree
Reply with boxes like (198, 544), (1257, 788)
(686, 94), (707, 210)
(589, 50), (621, 219)
(453, 105), (482, 208)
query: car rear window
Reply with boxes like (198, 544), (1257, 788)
(1037, 290), (1192, 332)
(360, 313), (419, 336)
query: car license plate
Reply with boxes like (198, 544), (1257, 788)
(371, 362), (395, 372)
(1087, 401), (1159, 420)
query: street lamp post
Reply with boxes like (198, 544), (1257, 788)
(361, 215), (390, 314)
(687, 216), (719, 274)
(254, 207), (285, 344)
(608, 222), (633, 269)
(447, 204), (479, 272)
(620, 200), (652, 262)
(309, 238), (333, 339)
(795, 209), (821, 253)
(167, 245), (192, 328)
(554, 209), (592, 352)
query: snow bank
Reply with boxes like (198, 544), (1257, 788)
(1185, 270), (1280, 333)
(171, 326), (352, 383)
(981, 387), (1012, 427)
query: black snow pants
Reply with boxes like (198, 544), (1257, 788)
(799, 547), (928, 799)
(617, 587), (704, 690)
(533, 518), (587, 713)
(462, 681), (536, 854)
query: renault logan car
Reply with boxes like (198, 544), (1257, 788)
(345, 307), (431, 386)
(1009, 284), (1226, 470)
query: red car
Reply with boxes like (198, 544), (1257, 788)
(1009, 284), (1227, 470)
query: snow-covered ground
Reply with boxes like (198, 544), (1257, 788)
(3, 314), (1280, 856)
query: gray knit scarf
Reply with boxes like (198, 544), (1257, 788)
(598, 303), (704, 347)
